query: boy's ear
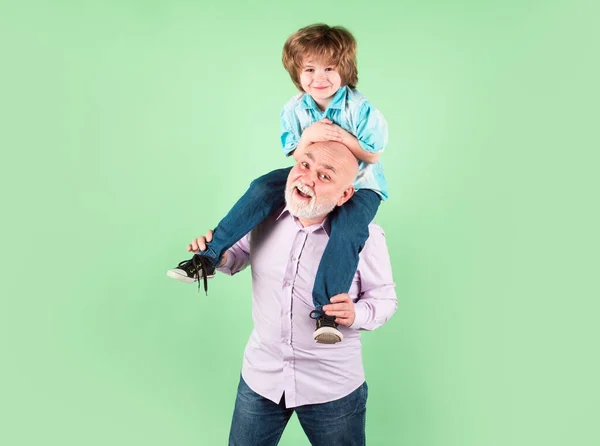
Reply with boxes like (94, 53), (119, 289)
(336, 186), (355, 207)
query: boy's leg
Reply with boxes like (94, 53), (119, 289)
(203, 167), (291, 264)
(310, 190), (381, 343)
(295, 382), (368, 446)
(167, 167), (290, 285)
(228, 376), (293, 446)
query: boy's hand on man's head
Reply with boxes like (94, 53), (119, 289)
(329, 123), (351, 140)
(301, 118), (343, 145)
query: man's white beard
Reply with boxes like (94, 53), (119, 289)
(285, 181), (337, 220)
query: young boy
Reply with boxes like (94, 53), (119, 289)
(167, 24), (388, 344)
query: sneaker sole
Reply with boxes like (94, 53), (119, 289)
(166, 269), (215, 284)
(314, 327), (343, 344)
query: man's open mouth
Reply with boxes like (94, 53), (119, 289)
(295, 187), (312, 199)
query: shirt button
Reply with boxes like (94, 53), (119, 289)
(292, 256), (297, 262)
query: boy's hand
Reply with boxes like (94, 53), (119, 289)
(301, 118), (343, 144)
(186, 229), (228, 267)
(329, 123), (351, 141)
(323, 293), (356, 327)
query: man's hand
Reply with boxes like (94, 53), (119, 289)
(186, 229), (228, 267)
(323, 293), (355, 327)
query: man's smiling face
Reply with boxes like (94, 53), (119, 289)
(285, 142), (358, 223)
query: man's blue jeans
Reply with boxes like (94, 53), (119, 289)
(228, 376), (368, 446)
(201, 168), (381, 310)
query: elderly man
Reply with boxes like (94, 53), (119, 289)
(188, 142), (397, 446)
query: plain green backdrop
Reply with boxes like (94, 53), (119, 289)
(1, 0), (598, 445)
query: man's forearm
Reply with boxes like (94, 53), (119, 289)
(349, 225), (397, 330)
(350, 285), (398, 330)
(216, 236), (251, 276)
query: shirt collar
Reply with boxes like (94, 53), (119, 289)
(301, 86), (348, 112)
(276, 206), (332, 236)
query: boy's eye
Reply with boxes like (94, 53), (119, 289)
(325, 67), (334, 71)
(304, 68), (314, 72)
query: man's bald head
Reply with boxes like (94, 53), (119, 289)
(302, 141), (359, 188)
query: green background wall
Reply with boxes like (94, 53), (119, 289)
(1, 0), (598, 445)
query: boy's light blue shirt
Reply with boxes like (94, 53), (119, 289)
(280, 86), (389, 201)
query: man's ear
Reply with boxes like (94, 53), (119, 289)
(336, 186), (355, 207)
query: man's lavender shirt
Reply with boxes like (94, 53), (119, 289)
(217, 207), (397, 408)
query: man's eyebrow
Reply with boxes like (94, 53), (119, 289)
(304, 152), (337, 175)
(321, 164), (337, 174)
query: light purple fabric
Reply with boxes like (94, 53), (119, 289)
(217, 207), (397, 408)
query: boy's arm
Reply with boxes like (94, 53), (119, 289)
(281, 107), (302, 157)
(282, 114), (343, 159)
(282, 99), (387, 163)
(337, 130), (381, 164)
(334, 101), (388, 164)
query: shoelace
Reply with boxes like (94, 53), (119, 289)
(310, 309), (324, 320)
(310, 309), (337, 326)
(179, 255), (213, 295)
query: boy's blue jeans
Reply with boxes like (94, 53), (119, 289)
(228, 376), (368, 446)
(201, 167), (381, 310)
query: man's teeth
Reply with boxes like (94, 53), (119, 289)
(296, 187), (311, 198)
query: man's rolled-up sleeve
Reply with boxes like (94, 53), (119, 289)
(350, 225), (398, 331)
(216, 233), (251, 276)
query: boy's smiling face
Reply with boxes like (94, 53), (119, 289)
(299, 58), (342, 110)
